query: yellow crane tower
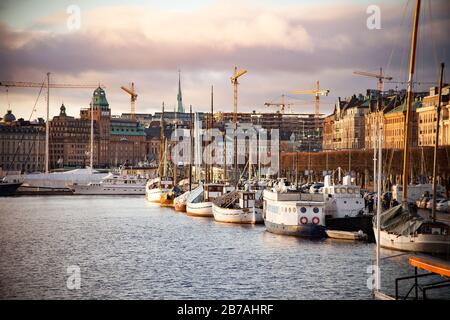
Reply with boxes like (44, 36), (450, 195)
(121, 82), (137, 120)
(353, 68), (392, 92)
(291, 80), (329, 118)
(230, 66), (247, 123)
(230, 66), (247, 184)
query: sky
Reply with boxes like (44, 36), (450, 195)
(0, 0), (449, 120)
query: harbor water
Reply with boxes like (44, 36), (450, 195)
(0, 196), (448, 299)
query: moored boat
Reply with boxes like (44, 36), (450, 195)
(145, 178), (173, 203)
(0, 178), (22, 196)
(212, 189), (263, 224)
(186, 183), (226, 217)
(263, 182), (326, 238)
(69, 173), (147, 195)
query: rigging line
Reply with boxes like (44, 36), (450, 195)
(427, 0), (440, 84)
(6, 79), (46, 172)
(385, 0), (410, 79)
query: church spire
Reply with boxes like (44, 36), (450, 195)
(177, 70), (184, 113)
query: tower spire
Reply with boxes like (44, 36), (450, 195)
(177, 70), (184, 113)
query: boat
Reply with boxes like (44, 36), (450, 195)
(160, 179), (189, 207)
(69, 173), (147, 195)
(174, 190), (190, 212)
(145, 177), (173, 203)
(0, 178), (22, 196)
(262, 180), (326, 238)
(212, 187), (263, 224)
(374, 205), (450, 255)
(322, 174), (374, 241)
(186, 183), (227, 217)
(3, 168), (108, 195)
(325, 230), (367, 241)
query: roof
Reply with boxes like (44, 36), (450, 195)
(387, 100), (422, 114)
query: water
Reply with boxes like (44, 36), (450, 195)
(0, 196), (448, 299)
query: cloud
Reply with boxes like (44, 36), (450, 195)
(0, 0), (449, 120)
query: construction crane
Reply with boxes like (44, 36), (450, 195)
(264, 94), (295, 113)
(353, 68), (392, 92)
(0, 76), (105, 174)
(230, 66), (247, 184)
(120, 82), (137, 120)
(291, 80), (329, 117)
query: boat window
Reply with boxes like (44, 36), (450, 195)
(348, 188), (353, 194)
(313, 207), (319, 213)
(300, 207), (307, 213)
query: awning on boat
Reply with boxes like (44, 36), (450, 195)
(376, 205), (424, 236)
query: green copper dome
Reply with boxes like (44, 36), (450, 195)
(91, 86), (109, 110)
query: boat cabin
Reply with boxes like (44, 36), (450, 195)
(204, 184), (226, 201)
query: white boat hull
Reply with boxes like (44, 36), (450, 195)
(374, 228), (450, 255)
(146, 188), (168, 202)
(72, 185), (145, 195)
(212, 204), (263, 224)
(186, 201), (213, 217)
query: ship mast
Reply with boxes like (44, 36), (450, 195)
(159, 102), (165, 187)
(401, 0), (421, 208)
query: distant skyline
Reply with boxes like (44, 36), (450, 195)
(0, 0), (449, 120)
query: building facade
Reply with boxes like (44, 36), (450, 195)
(110, 118), (146, 166)
(0, 110), (46, 173)
(417, 85), (450, 146)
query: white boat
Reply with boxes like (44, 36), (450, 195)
(326, 230), (367, 241)
(145, 177), (173, 203)
(186, 183), (226, 217)
(322, 175), (373, 239)
(174, 190), (190, 212)
(212, 188), (263, 224)
(4, 168), (109, 194)
(69, 173), (147, 195)
(374, 205), (450, 255)
(263, 181), (326, 238)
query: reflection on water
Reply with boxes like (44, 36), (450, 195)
(0, 196), (448, 299)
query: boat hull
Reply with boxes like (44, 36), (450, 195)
(0, 183), (22, 196)
(212, 204), (263, 224)
(186, 202), (213, 217)
(374, 229), (450, 255)
(174, 203), (186, 212)
(72, 185), (145, 195)
(264, 220), (326, 238)
(146, 188), (167, 202)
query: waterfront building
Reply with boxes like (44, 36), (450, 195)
(364, 91), (405, 149)
(383, 99), (422, 149)
(109, 117), (146, 167)
(417, 85), (450, 146)
(80, 87), (111, 168)
(49, 104), (94, 168)
(0, 110), (46, 173)
(324, 94), (371, 150)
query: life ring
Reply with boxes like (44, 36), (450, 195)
(300, 216), (308, 225)
(312, 216), (320, 225)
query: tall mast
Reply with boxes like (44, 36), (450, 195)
(159, 102), (165, 186)
(189, 105), (193, 191)
(210, 85), (214, 182)
(45, 72), (50, 174)
(401, 0), (421, 208)
(90, 90), (94, 173)
(431, 63), (445, 221)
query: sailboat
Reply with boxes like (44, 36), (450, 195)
(145, 103), (174, 202)
(373, 0), (450, 255)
